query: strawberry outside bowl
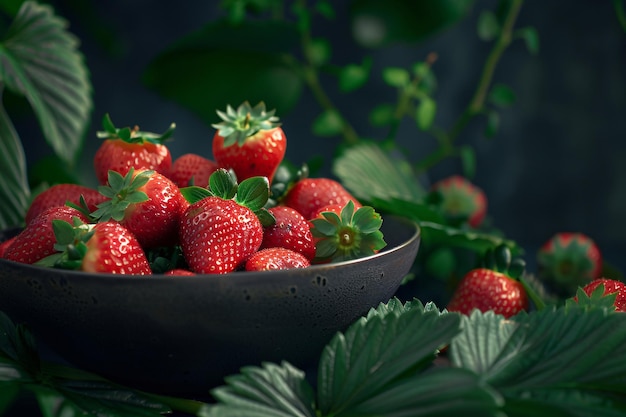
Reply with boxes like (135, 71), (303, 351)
(0, 215), (420, 396)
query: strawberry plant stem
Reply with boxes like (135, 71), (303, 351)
(415, 0), (524, 174)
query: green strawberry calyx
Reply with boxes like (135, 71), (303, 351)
(35, 217), (94, 270)
(96, 113), (175, 145)
(180, 168), (276, 227)
(310, 200), (387, 263)
(90, 168), (151, 222)
(538, 236), (596, 285)
(567, 283), (619, 313)
(211, 101), (281, 147)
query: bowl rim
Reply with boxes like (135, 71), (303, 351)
(0, 215), (420, 281)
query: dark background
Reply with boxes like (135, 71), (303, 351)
(15, 1), (626, 269)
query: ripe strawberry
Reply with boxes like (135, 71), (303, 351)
(178, 169), (274, 274)
(309, 200), (386, 264)
(37, 219), (152, 275)
(211, 101), (286, 183)
(164, 268), (196, 276)
(282, 177), (362, 220)
(446, 246), (529, 318)
(430, 175), (487, 228)
(245, 247), (311, 271)
(537, 232), (602, 295)
(575, 278), (626, 312)
(25, 183), (107, 225)
(94, 113), (175, 185)
(170, 153), (219, 188)
(0, 236), (17, 258)
(3, 206), (89, 265)
(91, 168), (187, 249)
(261, 206), (316, 261)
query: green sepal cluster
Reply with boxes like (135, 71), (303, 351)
(180, 168), (276, 227)
(91, 168), (151, 222)
(310, 200), (386, 263)
(96, 113), (176, 145)
(35, 217), (93, 270)
(565, 283), (619, 312)
(211, 101), (281, 147)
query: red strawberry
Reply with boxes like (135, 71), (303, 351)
(164, 268), (196, 276)
(94, 113), (174, 185)
(178, 169), (273, 274)
(309, 200), (386, 264)
(0, 236), (17, 258)
(170, 153), (219, 188)
(447, 246), (528, 318)
(211, 101), (286, 183)
(282, 177), (361, 220)
(261, 206), (316, 261)
(576, 278), (626, 312)
(3, 206), (89, 265)
(245, 247), (311, 271)
(91, 168), (187, 249)
(37, 219), (152, 275)
(431, 175), (487, 228)
(537, 232), (602, 295)
(25, 183), (107, 225)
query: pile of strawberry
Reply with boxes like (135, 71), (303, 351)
(0, 102), (386, 275)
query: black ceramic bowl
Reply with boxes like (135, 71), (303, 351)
(0, 216), (420, 396)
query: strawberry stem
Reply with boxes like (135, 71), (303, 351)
(519, 274), (547, 311)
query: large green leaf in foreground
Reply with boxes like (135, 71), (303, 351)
(0, 1), (92, 228)
(450, 307), (626, 416)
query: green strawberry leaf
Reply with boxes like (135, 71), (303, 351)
(236, 176), (271, 212)
(142, 20), (302, 122)
(333, 141), (425, 203)
(209, 168), (238, 199)
(450, 306), (626, 412)
(180, 185), (213, 205)
(317, 298), (461, 415)
(0, 384), (20, 415)
(341, 366), (503, 417)
(200, 361), (317, 417)
(0, 97), (30, 229)
(0, 1), (92, 166)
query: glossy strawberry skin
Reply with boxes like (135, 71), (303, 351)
(25, 183), (107, 225)
(179, 196), (263, 274)
(94, 139), (172, 185)
(0, 237), (16, 258)
(164, 268), (196, 276)
(212, 127), (286, 183)
(431, 175), (487, 228)
(115, 170), (188, 249)
(261, 206), (316, 261)
(446, 268), (529, 318)
(170, 153), (219, 188)
(245, 247), (310, 271)
(282, 178), (361, 220)
(82, 222), (152, 275)
(3, 206), (89, 265)
(580, 278), (626, 312)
